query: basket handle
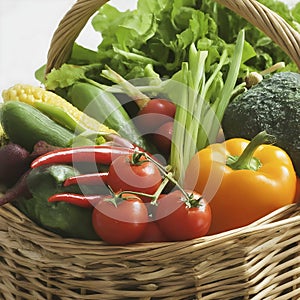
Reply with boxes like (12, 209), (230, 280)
(215, 0), (300, 70)
(46, 0), (109, 74)
(46, 0), (300, 74)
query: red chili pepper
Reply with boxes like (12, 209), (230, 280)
(31, 145), (138, 169)
(48, 193), (103, 208)
(63, 172), (108, 187)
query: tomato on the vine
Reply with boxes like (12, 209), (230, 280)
(135, 98), (176, 133)
(92, 193), (148, 245)
(106, 153), (162, 202)
(155, 190), (211, 241)
(152, 121), (173, 156)
(138, 218), (168, 243)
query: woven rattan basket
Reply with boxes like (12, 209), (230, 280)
(1, 0), (300, 299)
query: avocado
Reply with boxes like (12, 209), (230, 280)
(222, 72), (300, 176)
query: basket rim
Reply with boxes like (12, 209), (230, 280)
(2, 202), (300, 247)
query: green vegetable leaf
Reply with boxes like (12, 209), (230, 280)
(45, 64), (87, 90)
(70, 44), (100, 64)
(92, 4), (126, 36)
(37, 0), (298, 86)
(35, 65), (46, 84)
(291, 3), (300, 32)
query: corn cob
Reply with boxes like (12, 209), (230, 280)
(2, 84), (116, 134)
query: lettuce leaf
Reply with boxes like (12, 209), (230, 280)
(42, 0), (298, 91)
(67, 0), (235, 82)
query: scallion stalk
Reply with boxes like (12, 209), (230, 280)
(169, 30), (245, 182)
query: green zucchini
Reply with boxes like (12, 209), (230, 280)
(0, 101), (74, 151)
(69, 82), (153, 151)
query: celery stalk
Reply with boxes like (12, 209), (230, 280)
(170, 63), (190, 181)
(169, 30), (245, 182)
(210, 30), (245, 142)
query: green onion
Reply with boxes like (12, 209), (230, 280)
(169, 30), (245, 183)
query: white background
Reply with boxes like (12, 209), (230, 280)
(0, 0), (138, 96)
(0, 0), (298, 98)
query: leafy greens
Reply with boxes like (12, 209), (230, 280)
(39, 0), (299, 91)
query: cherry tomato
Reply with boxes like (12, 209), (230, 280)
(92, 194), (148, 245)
(107, 153), (162, 202)
(138, 218), (168, 243)
(152, 121), (173, 156)
(155, 190), (211, 241)
(135, 98), (176, 133)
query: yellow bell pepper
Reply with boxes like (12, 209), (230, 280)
(184, 131), (297, 235)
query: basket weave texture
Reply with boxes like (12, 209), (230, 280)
(1, 0), (300, 299)
(1, 203), (300, 299)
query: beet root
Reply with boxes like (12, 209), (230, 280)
(0, 143), (32, 187)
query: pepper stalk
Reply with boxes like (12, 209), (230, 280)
(227, 131), (276, 171)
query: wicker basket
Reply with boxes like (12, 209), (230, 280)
(1, 0), (300, 299)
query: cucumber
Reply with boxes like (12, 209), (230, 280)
(69, 83), (154, 151)
(0, 101), (74, 151)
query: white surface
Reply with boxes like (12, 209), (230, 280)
(0, 0), (298, 98)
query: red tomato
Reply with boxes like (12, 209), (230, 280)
(152, 121), (173, 156)
(92, 194), (148, 245)
(135, 98), (176, 133)
(155, 190), (211, 241)
(138, 218), (168, 243)
(106, 154), (162, 202)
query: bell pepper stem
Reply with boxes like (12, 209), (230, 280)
(228, 131), (276, 171)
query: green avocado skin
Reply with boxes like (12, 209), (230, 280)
(15, 165), (99, 240)
(222, 72), (300, 176)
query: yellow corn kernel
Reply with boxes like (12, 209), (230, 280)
(2, 84), (116, 134)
